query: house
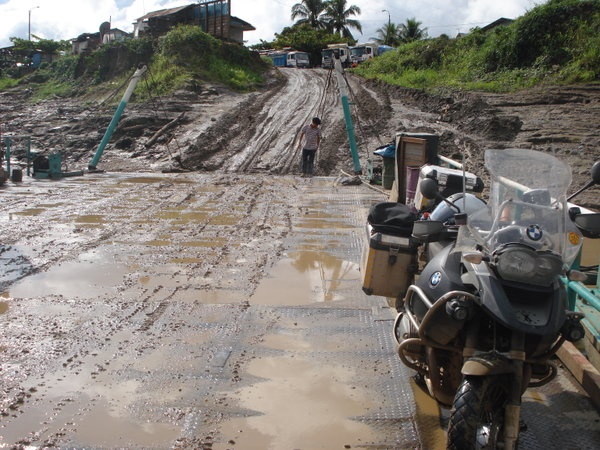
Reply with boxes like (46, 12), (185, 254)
(132, 0), (255, 44)
(71, 32), (102, 55)
(71, 25), (131, 55)
(481, 18), (514, 33)
(101, 28), (130, 45)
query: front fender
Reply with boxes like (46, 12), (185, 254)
(462, 355), (514, 376)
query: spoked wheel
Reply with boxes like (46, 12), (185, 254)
(447, 376), (511, 450)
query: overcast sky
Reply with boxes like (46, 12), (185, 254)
(1, 0), (541, 49)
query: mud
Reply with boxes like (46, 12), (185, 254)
(2, 69), (598, 208)
(0, 68), (599, 448)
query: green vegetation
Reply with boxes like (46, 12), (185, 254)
(0, 26), (268, 100)
(258, 24), (353, 67)
(2, 0), (598, 98)
(354, 0), (600, 92)
(290, 0), (362, 40)
(150, 25), (267, 94)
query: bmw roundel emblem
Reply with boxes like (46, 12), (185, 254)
(430, 271), (442, 287)
(526, 224), (543, 241)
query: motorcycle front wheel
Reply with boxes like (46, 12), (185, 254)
(447, 375), (511, 450)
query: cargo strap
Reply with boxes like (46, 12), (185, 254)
(388, 246), (399, 265)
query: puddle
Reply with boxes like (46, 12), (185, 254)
(410, 378), (445, 450)
(119, 176), (174, 184)
(10, 208), (47, 217)
(75, 214), (106, 224)
(249, 250), (360, 305)
(8, 247), (129, 299)
(73, 401), (181, 447)
(173, 288), (246, 304)
(216, 355), (379, 449)
(0, 301), (8, 314)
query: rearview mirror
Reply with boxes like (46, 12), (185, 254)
(591, 161), (600, 185)
(419, 177), (439, 200)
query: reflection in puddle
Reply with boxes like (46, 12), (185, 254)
(10, 208), (46, 217)
(249, 250), (360, 305)
(8, 247), (128, 299)
(75, 214), (105, 224)
(74, 401), (180, 447)
(217, 356), (378, 449)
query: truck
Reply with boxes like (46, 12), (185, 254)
(349, 43), (394, 66)
(264, 50), (288, 67)
(321, 43), (349, 69)
(286, 51), (310, 68)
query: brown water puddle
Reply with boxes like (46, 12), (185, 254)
(8, 247), (129, 299)
(249, 250), (360, 305)
(73, 402), (181, 448)
(0, 301), (8, 314)
(216, 355), (379, 449)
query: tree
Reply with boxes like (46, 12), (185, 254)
(322, 0), (362, 40)
(291, 0), (328, 29)
(375, 22), (400, 47)
(398, 18), (428, 43)
(272, 24), (344, 66)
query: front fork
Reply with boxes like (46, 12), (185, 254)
(463, 327), (526, 450)
(504, 332), (525, 450)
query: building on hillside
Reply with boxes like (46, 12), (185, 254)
(71, 25), (130, 55)
(71, 33), (102, 55)
(101, 28), (130, 45)
(481, 18), (514, 32)
(132, 1), (255, 44)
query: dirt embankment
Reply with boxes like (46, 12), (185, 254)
(1, 68), (598, 208)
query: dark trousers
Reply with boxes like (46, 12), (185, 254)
(301, 148), (317, 175)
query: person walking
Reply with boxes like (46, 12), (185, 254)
(297, 117), (321, 177)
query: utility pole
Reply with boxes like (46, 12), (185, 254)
(382, 9), (391, 27)
(28, 6), (39, 41)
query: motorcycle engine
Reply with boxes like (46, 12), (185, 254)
(393, 312), (422, 356)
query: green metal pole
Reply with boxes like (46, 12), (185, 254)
(4, 137), (10, 176)
(332, 53), (362, 175)
(88, 64), (147, 171)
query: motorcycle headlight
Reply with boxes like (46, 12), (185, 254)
(494, 247), (562, 286)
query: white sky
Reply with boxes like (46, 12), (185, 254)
(0, 0), (541, 48)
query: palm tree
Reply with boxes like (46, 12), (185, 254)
(291, 0), (328, 29)
(398, 18), (428, 43)
(322, 0), (362, 40)
(375, 22), (400, 47)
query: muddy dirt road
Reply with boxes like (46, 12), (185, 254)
(1, 68), (599, 449)
(2, 68), (598, 209)
(0, 173), (599, 450)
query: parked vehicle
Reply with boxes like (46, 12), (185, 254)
(392, 149), (599, 449)
(349, 43), (394, 65)
(286, 51), (310, 68)
(321, 43), (349, 69)
(264, 50), (287, 67)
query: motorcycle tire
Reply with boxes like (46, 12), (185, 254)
(447, 375), (512, 450)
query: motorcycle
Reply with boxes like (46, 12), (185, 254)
(393, 149), (600, 449)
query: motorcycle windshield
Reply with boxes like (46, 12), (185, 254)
(457, 149), (582, 267)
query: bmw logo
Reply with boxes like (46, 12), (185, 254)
(430, 271), (442, 287)
(526, 224), (543, 241)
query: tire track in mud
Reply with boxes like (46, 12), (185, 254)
(182, 68), (343, 175)
(229, 68), (340, 174)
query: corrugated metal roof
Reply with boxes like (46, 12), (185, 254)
(135, 5), (193, 22)
(230, 16), (255, 31)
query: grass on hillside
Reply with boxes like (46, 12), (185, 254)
(353, 0), (600, 92)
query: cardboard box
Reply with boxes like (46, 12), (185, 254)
(361, 224), (418, 298)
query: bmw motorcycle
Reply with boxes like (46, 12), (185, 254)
(394, 149), (600, 449)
